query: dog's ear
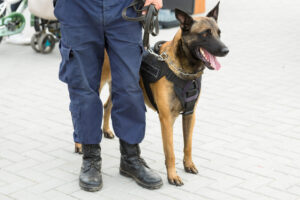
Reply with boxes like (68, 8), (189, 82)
(175, 9), (194, 31)
(207, 1), (220, 22)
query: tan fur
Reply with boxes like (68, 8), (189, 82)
(75, 31), (200, 185)
(97, 34), (199, 185)
(75, 14), (223, 185)
(75, 143), (82, 154)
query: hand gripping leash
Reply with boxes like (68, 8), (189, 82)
(122, 0), (159, 49)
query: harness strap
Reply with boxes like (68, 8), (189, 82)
(140, 42), (202, 115)
(173, 78), (201, 115)
(140, 51), (166, 111)
(154, 40), (167, 54)
(142, 77), (159, 111)
(122, 0), (159, 49)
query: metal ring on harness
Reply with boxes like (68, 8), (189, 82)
(122, 0), (159, 49)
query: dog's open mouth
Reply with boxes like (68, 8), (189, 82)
(195, 48), (221, 70)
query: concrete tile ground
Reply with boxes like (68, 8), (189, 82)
(1, 0), (300, 199)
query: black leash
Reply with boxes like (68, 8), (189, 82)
(122, 0), (159, 49)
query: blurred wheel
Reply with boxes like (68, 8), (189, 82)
(31, 32), (41, 52)
(38, 33), (55, 54)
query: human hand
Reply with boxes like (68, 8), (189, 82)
(142, 0), (163, 15)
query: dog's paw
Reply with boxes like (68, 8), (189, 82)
(184, 161), (198, 174)
(103, 130), (115, 139)
(168, 174), (184, 186)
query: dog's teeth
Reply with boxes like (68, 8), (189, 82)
(200, 49), (207, 60)
(200, 48), (204, 55)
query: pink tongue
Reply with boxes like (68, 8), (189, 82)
(203, 49), (221, 70)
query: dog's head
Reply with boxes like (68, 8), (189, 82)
(175, 2), (229, 71)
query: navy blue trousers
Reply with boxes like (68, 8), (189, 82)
(54, 0), (146, 144)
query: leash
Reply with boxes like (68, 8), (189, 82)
(122, 2), (202, 80)
(122, 0), (159, 49)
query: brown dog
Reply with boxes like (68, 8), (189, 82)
(75, 2), (229, 186)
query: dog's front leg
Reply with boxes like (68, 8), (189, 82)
(159, 112), (183, 186)
(182, 113), (198, 174)
(152, 78), (184, 186)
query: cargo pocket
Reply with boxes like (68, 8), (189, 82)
(58, 41), (72, 84)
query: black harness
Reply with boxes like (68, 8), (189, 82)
(122, 1), (201, 115)
(140, 42), (202, 115)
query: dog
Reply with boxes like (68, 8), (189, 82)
(75, 2), (229, 186)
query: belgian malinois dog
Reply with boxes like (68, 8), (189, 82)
(75, 2), (229, 186)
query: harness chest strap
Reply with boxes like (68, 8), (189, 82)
(140, 50), (202, 115)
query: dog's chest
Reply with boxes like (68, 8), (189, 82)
(168, 85), (184, 114)
(140, 52), (202, 115)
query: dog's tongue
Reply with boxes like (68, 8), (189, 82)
(203, 49), (221, 70)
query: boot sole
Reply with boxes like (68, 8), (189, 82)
(79, 181), (103, 192)
(120, 169), (163, 190)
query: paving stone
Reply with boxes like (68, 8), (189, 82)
(0, 179), (35, 195)
(0, 194), (15, 200)
(1, 0), (300, 199)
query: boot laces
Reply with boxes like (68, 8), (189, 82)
(84, 159), (101, 172)
(137, 157), (149, 168)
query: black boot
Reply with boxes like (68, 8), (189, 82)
(119, 139), (163, 189)
(79, 144), (103, 192)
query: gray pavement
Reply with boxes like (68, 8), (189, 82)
(1, 0), (300, 199)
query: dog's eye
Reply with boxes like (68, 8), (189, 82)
(201, 29), (211, 38)
(217, 29), (221, 36)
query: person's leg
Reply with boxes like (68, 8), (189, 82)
(55, 0), (105, 145)
(54, 0), (105, 192)
(104, 0), (163, 189)
(105, 0), (146, 145)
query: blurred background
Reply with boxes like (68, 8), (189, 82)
(1, 0), (300, 200)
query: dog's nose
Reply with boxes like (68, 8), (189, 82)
(220, 47), (229, 56)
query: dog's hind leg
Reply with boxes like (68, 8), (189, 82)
(182, 113), (198, 174)
(103, 82), (114, 139)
